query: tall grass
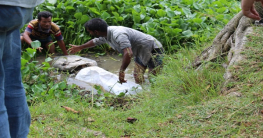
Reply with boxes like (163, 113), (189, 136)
(150, 45), (225, 104)
(28, 38), (230, 137)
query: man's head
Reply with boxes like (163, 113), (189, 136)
(38, 11), (52, 30)
(84, 18), (108, 37)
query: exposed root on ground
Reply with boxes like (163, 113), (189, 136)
(193, 11), (255, 94)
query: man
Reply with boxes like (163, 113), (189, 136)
(69, 18), (164, 84)
(0, 0), (44, 137)
(241, 0), (263, 20)
(21, 11), (68, 55)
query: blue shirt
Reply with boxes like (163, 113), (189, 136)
(0, 0), (44, 8)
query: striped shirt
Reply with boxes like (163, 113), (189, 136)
(25, 19), (63, 41)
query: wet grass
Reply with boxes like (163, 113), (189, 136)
(28, 27), (263, 137)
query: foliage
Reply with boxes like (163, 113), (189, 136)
(30, 40), (41, 49)
(33, 0), (240, 53)
(21, 43), (81, 103)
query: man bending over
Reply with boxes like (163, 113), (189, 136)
(69, 18), (164, 84)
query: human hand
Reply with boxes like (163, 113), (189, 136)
(36, 47), (43, 52)
(241, 0), (263, 20)
(68, 44), (82, 54)
(119, 71), (127, 84)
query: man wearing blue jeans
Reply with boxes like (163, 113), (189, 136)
(0, 0), (44, 137)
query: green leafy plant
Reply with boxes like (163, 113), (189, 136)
(21, 47), (80, 104)
(30, 40), (41, 49)
(32, 0), (240, 54)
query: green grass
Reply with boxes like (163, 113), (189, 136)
(28, 27), (263, 137)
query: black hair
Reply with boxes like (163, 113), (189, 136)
(84, 18), (108, 32)
(38, 11), (52, 21)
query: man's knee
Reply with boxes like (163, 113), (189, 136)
(45, 42), (55, 53)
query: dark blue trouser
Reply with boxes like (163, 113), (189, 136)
(0, 5), (34, 138)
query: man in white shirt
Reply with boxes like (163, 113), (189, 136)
(69, 18), (164, 84)
(0, 0), (44, 137)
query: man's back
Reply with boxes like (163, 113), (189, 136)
(93, 26), (163, 65)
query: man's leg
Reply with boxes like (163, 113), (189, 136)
(0, 32), (11, 138)
(0, 6), (34, 138)
(4, 29), (31, 138)
(148, 57), (162, 76)
(133, 62), (147, 84)
(148, 48), (164, 80)
(45, 41), (55, 54)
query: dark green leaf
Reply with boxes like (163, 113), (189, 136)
(79, 15), (90, 24)
(74, 12), (82, 19)
(182, 30), (193, 37)
(89, 7), (100, 15)
(101, 11), (111, 19)
(21, 58), (28, 67)
(58, 81), (67, 90)
(65, 6), (75, 11)
(157, 9), (166, 17)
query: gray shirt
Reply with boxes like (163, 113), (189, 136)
(92, 26), (163, 65)
(0, 0), (44, 8)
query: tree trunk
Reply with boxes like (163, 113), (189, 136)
(192, 2), (263, 94)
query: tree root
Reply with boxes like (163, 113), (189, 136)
(192, 11), (255, 94)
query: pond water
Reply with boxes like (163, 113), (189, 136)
(83, 54), (135, 82)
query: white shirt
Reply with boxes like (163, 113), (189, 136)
(92, 26), (163, 65)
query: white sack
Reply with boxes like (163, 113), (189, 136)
(75, 66), (142, 95)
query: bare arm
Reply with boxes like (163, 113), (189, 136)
(119, 47), (133, 83)
(57, 40), (68, 55)
(23, 31), (43, 52)
(23, 31), (33, 45)
(68, 40), (96, 54)
(120, 47), (133, 72)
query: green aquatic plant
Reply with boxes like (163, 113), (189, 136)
(32, 0), (240, 53)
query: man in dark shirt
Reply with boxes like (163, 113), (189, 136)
(21, 11), (68, 55)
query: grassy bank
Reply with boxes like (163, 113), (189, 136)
(28, 27), (263, 137)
